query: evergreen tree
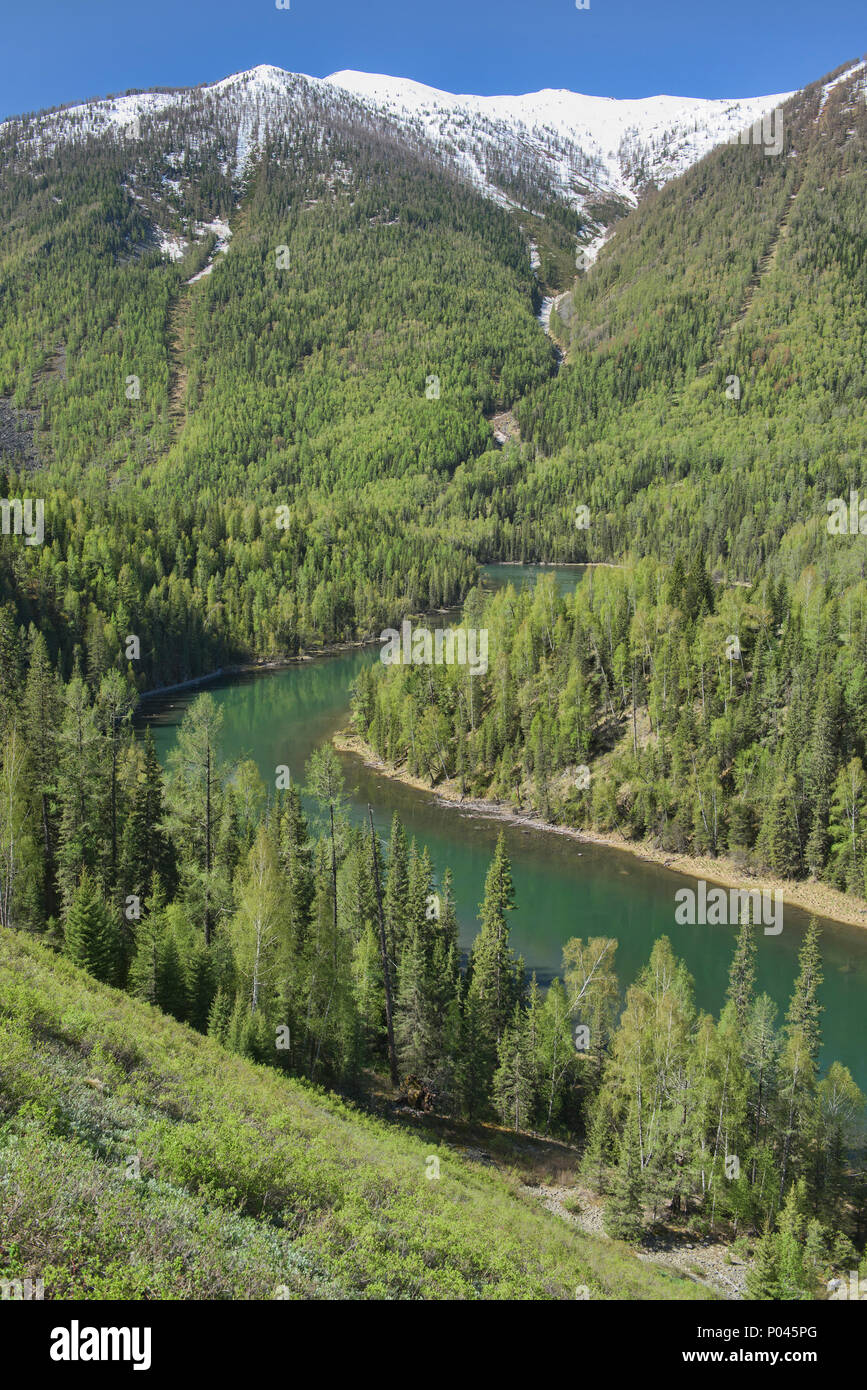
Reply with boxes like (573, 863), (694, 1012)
(207, 986), (233, 1044)
(394, 914), (435, 1082)
(121, 728), (175, 903)
(383, 812), (410, 970)
(64, 868), (118, 983)
(726, 915), (757, 1028)
(603, 1105), (645, 1242)
(164, 693), (226, 944)
(493, 1006), (536, 1131)
(156, 929), (189, 1022)
(787, 920), (824, 1066)
(128, 874), (168, 1004)
(466, 832), (519, 1098)
(746, 1224), (781, 1300)
(23, 631), (62, 915)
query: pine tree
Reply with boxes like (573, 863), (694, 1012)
(278, 784), (314, 959)
(761, 772), (803, 877)
(121, 728), (174, 903)
(22, 630), (62, 915)
(207, 986), (233, 1044)
(156, 930), (189, 1022)
(0, 725), (33, 931)
(56, 676), (101, 901)
(726, 915), (757, 1028)
(746, 1224), (781, 1300)
(805, 678), (837, 873)
(128, 874), (167, 1004)
(492, 1006), (536, 1131)
(743, 992), (779, 1191)
(0, 604), (23, 724)
(164, 693), (226, 944)
(395, 915), (435, 1082)
(603, 1105), (645, 1242)
(803, 1219), (829, 1286)
(787, 919), (823, 1066)
(777, 1025), (815, 1203)
(304, 747), (346, 960)
(186, 938), (216, 1032)
(64, 868), (118, 983)
(466, 832), (519, 1099)
(383, 812), (410, 970)
(406, 840), (434, 954)
(95, 669), (136, 895)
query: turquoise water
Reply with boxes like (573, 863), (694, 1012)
(480, 563), (587, 597)
(141, 566), (867, 1092)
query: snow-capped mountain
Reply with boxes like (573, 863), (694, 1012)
(325, 70), (795, 207)
(2, 61), (798, 230)
(2, 66), (335, 174)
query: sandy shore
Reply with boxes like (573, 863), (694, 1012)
(334, 732), (867, 933)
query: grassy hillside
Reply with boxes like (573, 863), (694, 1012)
(0, 930), (712, 1300)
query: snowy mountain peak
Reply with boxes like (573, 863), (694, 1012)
(2, 61), (797, 223)
(325, 69), (795, 205)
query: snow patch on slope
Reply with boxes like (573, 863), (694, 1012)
(817, 60), (867, 114)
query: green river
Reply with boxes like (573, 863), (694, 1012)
(141, 566), (867, 1092)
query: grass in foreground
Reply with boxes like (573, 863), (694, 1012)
(0, 931), (714, 1300)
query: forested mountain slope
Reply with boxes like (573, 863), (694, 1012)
(0, 68), (560, 679)
(349, 60), (867, 899)
(466, 59), (867, 578)
(335, 61), (867, 916)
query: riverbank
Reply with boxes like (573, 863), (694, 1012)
(135, 641), (377, 705)
(484, 560), (621, 570)
(135, 609), (468, 706)
(133, 561), (603, 708)
(334, 732), (867, 933)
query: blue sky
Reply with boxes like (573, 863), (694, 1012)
(2, 0), (863, 120)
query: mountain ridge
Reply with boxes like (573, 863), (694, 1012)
(325, 66), (796, 202)
(2, 59), (800, 216)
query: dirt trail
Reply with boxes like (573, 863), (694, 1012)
(520, 1180), (749, 1299)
